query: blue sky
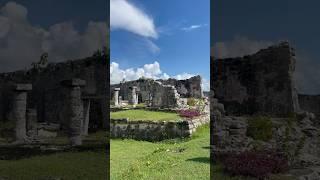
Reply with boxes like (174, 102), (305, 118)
(211, 0), (320, 94)
(110, 0), (210, 90)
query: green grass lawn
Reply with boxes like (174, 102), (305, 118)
(110, 109), (181, 122)
(110, 124), (210, 180)
(0, 131), (108, 180)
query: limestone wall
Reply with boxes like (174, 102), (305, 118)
(111, 78), (181, 108)
(298, 94), (320, 117)
(158, 75), (203, 98)
(110, 115), (209, 141)
(211, 42), (300, 116)
(110, 75), (203, 105)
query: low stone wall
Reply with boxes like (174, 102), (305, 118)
(110, 115), (209, 141)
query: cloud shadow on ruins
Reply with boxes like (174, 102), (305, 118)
(0, 143), (107, 160)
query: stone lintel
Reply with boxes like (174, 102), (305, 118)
(61, 78), (86, 87)
(12, 84), (32, 91)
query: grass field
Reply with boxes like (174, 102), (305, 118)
(110, 124), (210, 180)
(0, 131), (108, 180)
(110, 109), (181, 122)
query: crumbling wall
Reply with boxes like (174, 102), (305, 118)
(298, 94), (320, 117)
(111, 78), (181, 108)
(212, 42), (300, 116)
(158, 75), (203, 98)
(111, 115), (209, 141)
(111, 75), (203, 102)
(0, 56), (107, 130)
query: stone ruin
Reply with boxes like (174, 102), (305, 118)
(110, 75), (203, 108)
(0, 55), (107, 146)
(212, 41), (300, 116)
(211, 42), (320, 175)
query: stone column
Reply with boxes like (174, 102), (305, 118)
(114, 88), (120, 106)
(82, 99), (91, 136)
(129, 86), (138, 107)
(26, 108), (37, 137)
(61, 79), (86, 146)
(136, 92), (139, 104)
(118, 96), (122, 106)
(10, 84), (32, 141)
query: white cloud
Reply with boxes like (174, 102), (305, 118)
(143, 38), (160, 53)
(110, 0), (157, 39)
(1, 2), (27, 22)
(181, 24), (207, 32)
(110, 61), (210, 91)
(211, 36), (273, 59)
(110, 61), (164, 84)
(201, 78), (210, 92)
(173, 73), (195, 80)
(0, 2), (107, 72)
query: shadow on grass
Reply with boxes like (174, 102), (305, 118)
(202, 146), (210, 149)
(0, 143), (108, 160)
(186, 157), (210, 164)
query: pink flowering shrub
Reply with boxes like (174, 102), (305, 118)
(222, 150), (288, 179)
(178, 109), (201, 118)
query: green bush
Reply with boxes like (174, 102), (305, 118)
(187, 98), (197, 106)
(247, 116), (273, 141)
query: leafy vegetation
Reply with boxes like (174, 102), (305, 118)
(187, 98), (197, 106)
(247, 116), (273, 141)
(110, 109), (181, 122)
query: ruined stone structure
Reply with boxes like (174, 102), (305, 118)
(110, 76), (203, 108)
(212, 42), (300, 116)
(111, 115), (209, 141)
(211, 42), (320, 175)
(158, 75), (203, 98)
(111, 78), (182, 108)
(0, 55), (107, 145)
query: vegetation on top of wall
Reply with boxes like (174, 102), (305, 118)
(187, 98), (197, 106)
(110, 109), (181, 122)
(246, 116), (273, 141)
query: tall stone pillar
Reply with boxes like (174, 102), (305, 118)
(118, 96), (122, 106)
(26, 108), (37, 137)
(136, 92), (139, 104)
(61, 79), (86, 146)
(129, 86), (138, 107)
(82, 99), (91, 136)
(114, 88), (120, 106)
(10, 84), (32, 141)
